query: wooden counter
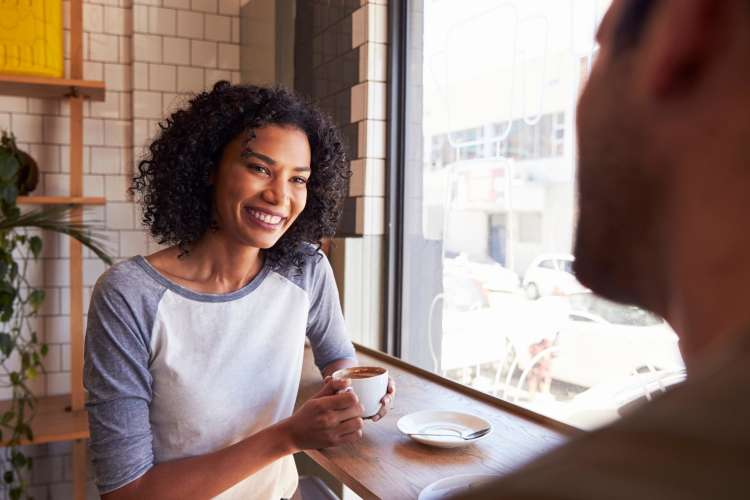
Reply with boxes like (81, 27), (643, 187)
(296, 344), (575, 499)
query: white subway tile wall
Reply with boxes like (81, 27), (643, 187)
(350, 1), (388, 236)
(0, 0), (240, 494)
(191, 39), (218, 67)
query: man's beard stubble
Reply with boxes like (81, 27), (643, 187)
(573, 115), (667, 315)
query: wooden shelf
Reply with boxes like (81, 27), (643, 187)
(16, 196), (106, 206)
(0, 75), (105, 101)
(0, 395), (89, 446)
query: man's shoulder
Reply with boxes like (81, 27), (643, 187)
(459, 342), (750, 499)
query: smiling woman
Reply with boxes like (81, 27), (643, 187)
(131, 81), (349, 271)
(82, 82), (395, 500)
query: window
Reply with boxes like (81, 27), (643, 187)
(394, 0), (685, 431)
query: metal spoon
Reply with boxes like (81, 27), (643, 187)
(408, 427), (491, 440)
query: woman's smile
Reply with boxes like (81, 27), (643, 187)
(244, 206), (287, 230)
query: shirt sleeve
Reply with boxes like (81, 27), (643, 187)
(305, 253), (357, 372)
(84, 271), (156, 495)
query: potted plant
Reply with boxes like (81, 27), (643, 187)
(0, 131), (112, 499)
(0, 132), (39, 198)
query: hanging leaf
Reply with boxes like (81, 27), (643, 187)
(28, 236), (42, 259)
(0, 332), (13, 357)
(1, 410), (14, 425)
(3, 470), (13, 483)
(10, 450), (26, 468)
(0, 184), (18, 205)
(25, 366), (38, 380)
(1, 204), (20, 219)
(0, 150), (20, 181)
(0, 305), (13, 322)
(29, 289), (45, 312)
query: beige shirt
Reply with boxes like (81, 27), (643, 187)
(459, 335), (750, 500)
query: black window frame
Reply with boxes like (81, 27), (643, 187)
(385, 0), (408, 357)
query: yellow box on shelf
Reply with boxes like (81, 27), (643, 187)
(0, 0), (63, 78)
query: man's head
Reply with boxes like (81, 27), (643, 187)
(574, 0), (750, 360)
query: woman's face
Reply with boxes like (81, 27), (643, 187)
(212, 124), (311, 250)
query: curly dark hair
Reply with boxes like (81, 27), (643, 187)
(131, 81), (350, 270)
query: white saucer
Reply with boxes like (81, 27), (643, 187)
(418, 474), (497, 500)
(397, 410), (492, 448)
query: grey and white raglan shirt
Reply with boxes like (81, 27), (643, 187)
(83, 251), (356, 499)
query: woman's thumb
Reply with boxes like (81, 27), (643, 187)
(314, 377), (350, 398)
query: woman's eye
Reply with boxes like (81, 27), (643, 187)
(292, 177), (309, 185)
(248, 164), (269, 175)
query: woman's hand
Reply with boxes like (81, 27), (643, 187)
(372, 377), (396, 422)
(280, 377), (365, 453)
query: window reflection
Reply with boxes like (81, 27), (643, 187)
(401, 0), (685, 431)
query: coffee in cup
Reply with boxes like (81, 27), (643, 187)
(332, 366), (388, 418)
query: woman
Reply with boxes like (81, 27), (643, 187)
(84, 82), (395, 499)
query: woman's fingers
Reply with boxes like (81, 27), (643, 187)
(372, 394), (391, 422)
(338, 428), (364, 444)
(387, 378), (396, 398)
(372, 378), (396, 422)
(315, 389), (360, 412)
(338, 416), (365, 436)
(334, 400), (366, 422)
(313, 377), (350, 398)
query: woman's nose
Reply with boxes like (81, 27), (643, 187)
(262, 178), (289, 205)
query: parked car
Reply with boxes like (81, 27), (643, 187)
(522, 253), (588, 300)
(444, 252), (520, 293)
(434, 267), (506, 372)
(557, 368), (687, 430)
(510, 293), (685, 389)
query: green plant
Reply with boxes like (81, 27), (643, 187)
(0, 134), (113, 499)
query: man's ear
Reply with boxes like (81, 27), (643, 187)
(637, 0), (726, 99)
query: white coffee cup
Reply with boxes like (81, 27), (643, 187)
(332, 366), (389, 419)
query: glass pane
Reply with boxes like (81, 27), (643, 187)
(400, 0), (686, 431)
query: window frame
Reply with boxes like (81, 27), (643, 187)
(385, 0), (409, 357)
(384, 0), (582, 427)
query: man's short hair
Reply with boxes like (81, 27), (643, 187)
(614, 0), (660, 51)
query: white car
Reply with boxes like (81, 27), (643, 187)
(444, 253), (520, 293)
(510, 293), (685, 389)
(433, 268), (507, 372)
(522, 253), (588, 300)
(557, 368), (687, 430)
(517, 368), (687, 431)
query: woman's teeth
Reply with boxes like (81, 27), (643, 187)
(248, 209), (283, 225)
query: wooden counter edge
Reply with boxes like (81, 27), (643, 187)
(351, 343), (580, 437)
